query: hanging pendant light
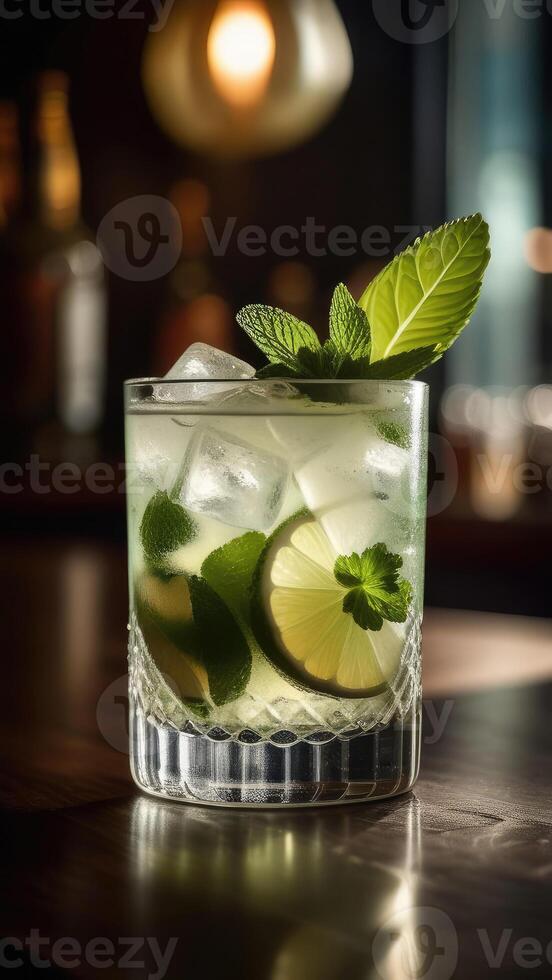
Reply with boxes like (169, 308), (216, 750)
(142, 0), (353, 158)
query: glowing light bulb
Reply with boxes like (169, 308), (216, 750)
(142, 0), (353, 158)
(207, 1), (275, 106)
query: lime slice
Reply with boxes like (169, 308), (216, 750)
(137, 572), (194, 648)
(136, 575), (208, 704)
(135, 570), (252, 707)
(137, 574), (192, 629)
(138, 612), (209, 704)
(253, 516), (404, 698)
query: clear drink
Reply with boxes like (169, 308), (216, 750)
(125, 378), (428, 806)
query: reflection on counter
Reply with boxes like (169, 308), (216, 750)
(130, 796), (422, 979)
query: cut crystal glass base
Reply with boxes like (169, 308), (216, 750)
(129, 694), (421, 808)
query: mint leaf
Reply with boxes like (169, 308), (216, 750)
(375, 419), (411, 450)
(140, 491), (197, 572)
(296, 344), (368, 380)
(318, 345), (437, 380)
(327, 349), (373, 379)
(201, 531), (266, 633)
(255, 362), (299, 379)
(342, 589), (384, 632)
(334, 551), (368, 589)
(188, 576), (252, 705)
(362, 345), (439, 380)
(334, 543), (412, 632)
(255, 343), (438, 382)
(329, 283), (371, 359)
(360, 213), (490, 363)
(295, 345), (336, 378)
(237, 305), (320, 370)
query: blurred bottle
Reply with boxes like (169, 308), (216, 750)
(0, 72), (107, 459)
(153, 178), (235, 375)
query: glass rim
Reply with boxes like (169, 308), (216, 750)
(124, 376), (429, 391)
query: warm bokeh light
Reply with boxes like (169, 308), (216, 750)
(526, 385), (552, 428)
(268, 261), (315, 310)
(37, 72), (80, 230)
(524, 226), (552, 273)
(169, 178), (210, 257)
(207, 1), (275, 107)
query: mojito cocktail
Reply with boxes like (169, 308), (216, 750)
(125, 213), (490, 806)
(126, 369), (427, 805)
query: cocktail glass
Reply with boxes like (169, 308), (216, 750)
(125, 377), (428, 807)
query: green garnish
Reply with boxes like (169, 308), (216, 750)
(334, 544), (412, 632)
(201, 531), (266, 635)
(329, 282), (372, 361)
(187, 576), (252, 706)
(360, 213), (490, 362)
(237, 213), (490, 381)
(135, 568), (252, 708)
(140, 491), (197, 573)
(375, 420), (411, 450)
(235, 305), (320, 373)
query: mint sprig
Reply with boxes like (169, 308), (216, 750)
(237, 213), (490, 381)
(334, 543), (412, 632)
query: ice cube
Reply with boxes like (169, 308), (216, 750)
(125, 413), (197, 494)
(157, 343), (255, 402)
(178, 425), (290, 531)
(129, 440), (171, 492)
(294, 417), (415, 555)
(215, 379), (299, 411)
(268, 414), (342, 465)
(165, 343), (255, 381)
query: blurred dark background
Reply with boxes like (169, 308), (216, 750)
(0, 0), (550, 617)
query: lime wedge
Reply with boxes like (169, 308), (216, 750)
(137, 572), (194, 649)
(139, 615), (210, 705)
(135, 569), (252, 707)
(252, 516), (404, 698)
(136, 576), (208, 705)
